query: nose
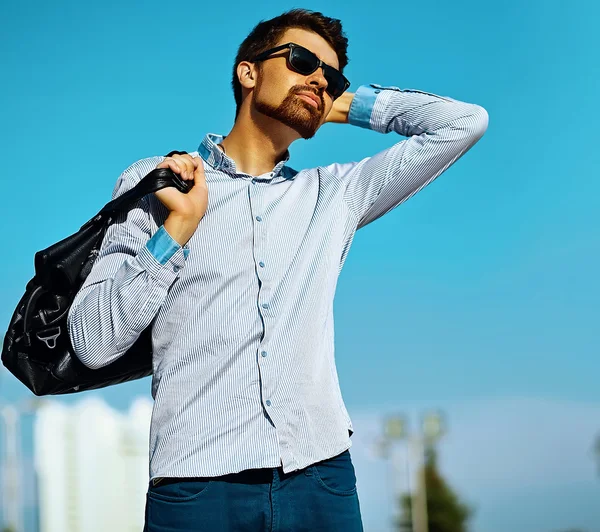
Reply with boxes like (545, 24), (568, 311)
(306, 67), (328, 94)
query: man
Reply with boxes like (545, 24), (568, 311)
(68, 9), (488, 532)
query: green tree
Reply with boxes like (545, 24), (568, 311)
(397, 447), (472, 532)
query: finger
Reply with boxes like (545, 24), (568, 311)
(171, 153), (195, 163)
(182, 156), (201, 181)
(158, 158), (182, 174)
(172, 154), (195, 180)
(169, 155), (189, 178)
(189, 162), (207, 194)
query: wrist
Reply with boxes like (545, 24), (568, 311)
(164, 213), (201, 246)
(325, 92), (355, 124)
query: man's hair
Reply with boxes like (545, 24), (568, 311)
(232, 9), (349, 117)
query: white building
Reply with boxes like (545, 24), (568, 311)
(33, 397), (152, 532)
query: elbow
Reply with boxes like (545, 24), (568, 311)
(470, 105), (489, 140)
(446, 104), (489, 147)
(68, 334), (100, 370)
(71, 339), (111, 371)
(74, 350), (105, 371)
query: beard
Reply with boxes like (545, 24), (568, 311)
(254, 84), (325, 140)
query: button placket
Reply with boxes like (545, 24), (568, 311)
(250, 183), (276, 416)
(250, 185), (272, 319)
(252, 189), (267, 276)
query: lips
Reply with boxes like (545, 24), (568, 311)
(295, 92), (321, 109)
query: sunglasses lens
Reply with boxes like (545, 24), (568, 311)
(290, 47), (319, 74)
(322, 66), (346, 99)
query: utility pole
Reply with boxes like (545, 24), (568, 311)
(409, 435), (428, 532)
(374, 415), (409, 529)
(375, 411), (446, 532)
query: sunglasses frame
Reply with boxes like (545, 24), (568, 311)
(250, 42), (350, 99)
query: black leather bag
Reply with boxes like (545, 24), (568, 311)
(2, 157), (192, 396)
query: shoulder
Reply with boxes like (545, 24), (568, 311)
(311, 161), (365, 184)
(111, 155), (165, 199)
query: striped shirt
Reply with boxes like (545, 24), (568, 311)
(67, 84), (488, 480)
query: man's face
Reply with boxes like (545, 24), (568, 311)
(250, 28), (340, 139)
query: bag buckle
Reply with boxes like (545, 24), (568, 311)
(36, 327), (61, 349)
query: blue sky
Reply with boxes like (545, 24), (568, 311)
(1, 1), (599, 530)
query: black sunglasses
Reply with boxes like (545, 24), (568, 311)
(251, 42), (350, 100)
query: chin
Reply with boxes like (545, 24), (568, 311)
(254, 94), (322, 139)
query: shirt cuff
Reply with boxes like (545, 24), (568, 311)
(349, 84), (404, 132)
(348, 84), (382, 130)
(137, 244), (186, 288)
(146, 225), (188, 265)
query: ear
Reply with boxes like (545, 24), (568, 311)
(237, 61), (258, 90)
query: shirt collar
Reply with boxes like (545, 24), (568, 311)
(198, 133), (291, 181)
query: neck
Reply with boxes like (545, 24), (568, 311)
(220, 104), (299, 176)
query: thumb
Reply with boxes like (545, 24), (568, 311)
(192, 159), (207, 185)
(189, 164), (208, 200)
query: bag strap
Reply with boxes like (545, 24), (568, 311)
(82, 151), (192, 227)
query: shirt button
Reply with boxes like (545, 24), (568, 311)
(262, 303), (270, 310)
(172, 265), (180, 273)
(266, 400), (272, 407)
(255, 216), (263, 222)
(261, 351), (268, 357)
(259, 261), (265, 268)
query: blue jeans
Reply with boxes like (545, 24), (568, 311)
(143, 450), (364, 531)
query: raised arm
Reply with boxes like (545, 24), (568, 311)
(324, 84), (489, 228)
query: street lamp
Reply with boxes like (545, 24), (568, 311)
(385, 415), (408, 441)
(422, 411), (445, 444)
